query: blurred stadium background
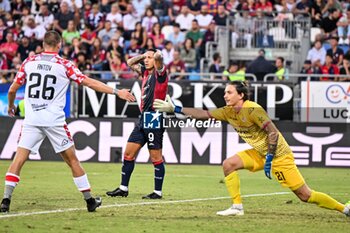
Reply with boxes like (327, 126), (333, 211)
(0, 0), (350, 231)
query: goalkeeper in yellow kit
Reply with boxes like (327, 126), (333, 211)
(154, 81), (350, 216)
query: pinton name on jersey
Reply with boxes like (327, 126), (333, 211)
(37, 64), (52, 71)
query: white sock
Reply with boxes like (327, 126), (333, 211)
(73, 174), (91, 192)
(154, 190), (162, 196)
(232, 204), (243, 209)
(119, 185), (128, 191)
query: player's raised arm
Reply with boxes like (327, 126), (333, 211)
(81, 77), (136, 102)
(127, 54), (146, 75)
(154, 95), (210, 120)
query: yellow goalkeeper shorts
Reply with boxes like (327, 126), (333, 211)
(237, 149), (305, 191)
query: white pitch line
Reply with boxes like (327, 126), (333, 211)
(0, 191), (290, 219)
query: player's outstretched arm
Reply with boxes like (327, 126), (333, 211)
(7, 82), (21, 117)
(127, 54), (146, 75)
(81, 77), (136, 102)
(154, 95), (210, 120)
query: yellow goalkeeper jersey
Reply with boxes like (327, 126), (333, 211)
(209, 100), (292, 157)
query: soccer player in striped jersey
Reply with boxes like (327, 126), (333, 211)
(0, 31), (135, 213)
(154, 81), (350, 217)
(106, 49), (168, 199)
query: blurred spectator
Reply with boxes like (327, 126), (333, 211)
(70, 37), (83, 61)
(123, 4), (139, 32)
(181, 37), (196, 71)
(320, 8), (341, 37)
(91, 38), (107, 71)
(256, 0), (273, 16)
(275, 57), (286, 81)
(337, 6), (350, 44)
(321, 54), (339, 81)
(48, 0), (60, 15)
(326, 35), (343, 66)
(173, 0), (186, 16)
(98, 21), (115, 49)
(214, 4), (228, 26)
(0, 32), (19, 66)
(0, 0), (10, 15)
(23, 17), (46, 41)
(53, 1), (75, 33)
(143, 37), (156, 52)
(195, 5), (213, 31)
(225, 0), (239, 16)
(35, 3), (54, 31)
(306, 40), (326, 67)
(11, 0), (26, 21)
(17, 36), (34, 61)
(168, 49), (186, 80)
(201, 20), (215, 56)
(298, 60), (322, 82)
(109, 53), (133, 79)
(186, 19), (203, 52)
(60, 43), (72, 59)
(11, 20), (24, 41)
(151, 0), (174, 25)
(209, 52), (224, 80)
(62, 20), (80, 45)
(76, 52), (91, 71)
(246, 49), (276, 81)
(0, 52), (8, 70)
(118, 0), (129, 15)
(106, 3), (122, 29)
(132, 0), (151, 19)
(20, 6), (32, 27)
(87, 3), (104, 32)
(100, 0), (111, 14)
(82, 1), (92, 21)
(167, 23), (185, 48)
(205, 0), (219, 15)
(106, 35), (125, 64)
(311, 0), (325, 27)
(175, 5), (195, 31)
(0, 18), (7, 42)
(237, 0), (256, 17)
(323, 0), (342, 13)
(148, 22), (165, 49)
(338, 53), (350, 81)
(292, 0), (310, 19)
(187, 0), (202, 15)
(125, 37), (142, 60)
(223, 61), (245, 81)
(162, 41), (174, 66)
(232, 9), (254, 49)
(80, 24), (97, 54)
(142, 7), (158, 33)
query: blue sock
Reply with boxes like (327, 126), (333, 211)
(154, 161), (165, 192)
(121, 159), (135, 187)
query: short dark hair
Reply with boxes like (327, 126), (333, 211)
(147, 48), (157, 53)
(213, 52), (221, 61)
(43, 30), (61, 47)
(229, 81), (249, 101)
(277, 56), (284, 63)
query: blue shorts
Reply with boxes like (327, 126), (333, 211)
(128, 118), (165, 150)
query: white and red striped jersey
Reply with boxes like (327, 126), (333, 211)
(14, 51), (87, 126)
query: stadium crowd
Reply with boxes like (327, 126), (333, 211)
(0, 0), (350, 83)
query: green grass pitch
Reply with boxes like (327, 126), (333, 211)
(0, 161), (349, 233)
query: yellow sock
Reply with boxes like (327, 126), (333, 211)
(224, 171), (242, 204)
(307, 190), (345, 213)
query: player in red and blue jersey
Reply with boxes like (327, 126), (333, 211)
(106, 49), (168, 199)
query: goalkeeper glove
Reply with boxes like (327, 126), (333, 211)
(154, 95), (183, 113)
(264, 153), (274, 180)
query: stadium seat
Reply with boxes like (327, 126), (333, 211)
(161, 25), (174, 40)
(310, 27), (322, 43)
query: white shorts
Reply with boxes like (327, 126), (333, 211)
(18, 124), (74, 154)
